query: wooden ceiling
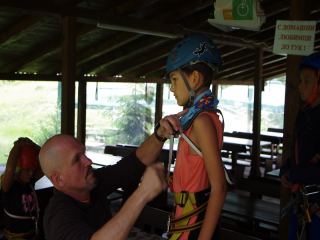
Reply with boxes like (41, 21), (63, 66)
(0, 0), (319, 85)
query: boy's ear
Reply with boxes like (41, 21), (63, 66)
(192, 70), (202, 87)
(50, 172), (65, 187)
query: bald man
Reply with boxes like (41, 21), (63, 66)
(39, 110), (186, 240)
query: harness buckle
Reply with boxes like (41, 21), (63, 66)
(189, 91), (195, 102)
(179, 191), (189, 208)
(167, 213), (171, 233)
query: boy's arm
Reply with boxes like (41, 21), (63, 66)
(2, 138), (36, 192)
(192, 114), (227, 240)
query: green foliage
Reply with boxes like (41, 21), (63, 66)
(110, 84), (155, 145)
(32, 104), (61, 146)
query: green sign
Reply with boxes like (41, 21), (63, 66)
(233, 0), (253, 20)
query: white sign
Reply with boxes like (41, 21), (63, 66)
(273, 20), (316, 56)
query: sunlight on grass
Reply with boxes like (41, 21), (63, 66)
(0, 81), (59, 164)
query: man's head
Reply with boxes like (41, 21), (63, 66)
(39, 134), (97, 199)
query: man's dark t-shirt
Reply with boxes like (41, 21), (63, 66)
(43, 152), (145, 240)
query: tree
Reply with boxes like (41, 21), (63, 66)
(111, 83), (155, 145)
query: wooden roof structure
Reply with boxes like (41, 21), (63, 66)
(0, 0), (319, 84)
(0, 1), (318, 238)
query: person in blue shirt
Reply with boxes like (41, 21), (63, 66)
(280, 52), (320, 240)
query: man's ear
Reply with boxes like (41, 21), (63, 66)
(50, 172), (65, 187)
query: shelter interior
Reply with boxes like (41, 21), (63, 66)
(0, 0), (319, 239)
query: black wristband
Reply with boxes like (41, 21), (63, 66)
(154, 123), (167, 142)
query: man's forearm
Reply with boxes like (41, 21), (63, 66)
(91, 163), (166, 240)
(91, 189), (147, 240)
(136, 134), (164, 166)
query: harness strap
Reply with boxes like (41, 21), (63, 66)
(4, 208), (35, 220)
(4, 183), (40, 221)
(168, 220), (203, 235)
(174, 192), (196, 206)
(170, 201), (208, 225)
(4, 228), (37, 240)
(309, 203), (320, 216)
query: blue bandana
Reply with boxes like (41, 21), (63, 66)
(180, 90), (219, 130)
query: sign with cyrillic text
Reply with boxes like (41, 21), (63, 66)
(273, 20), (316, 56)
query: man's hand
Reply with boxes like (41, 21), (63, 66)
(280, 171), (293, 189)
(157, 109), (188, 139)
(138, 162), (167, 202)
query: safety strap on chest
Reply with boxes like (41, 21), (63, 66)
(167, 108), (235, 185)
(4, 183), (40, 236)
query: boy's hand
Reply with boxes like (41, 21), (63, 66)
(280, 171), (293, 189)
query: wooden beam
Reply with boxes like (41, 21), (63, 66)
(249, 47), (263, 178)
(100, 42), (176, 77)
(0, 23), (95, 73)
(77, 36), (172, 75)
(0, 1), (274, 51)
(77, 80), (86, 144)
(61, 15), (76, 136)
(0, 15), (50, 46)
(0, 73), (60, 80)
(155, 84), (163, 124)
(76, 33), (142, 66)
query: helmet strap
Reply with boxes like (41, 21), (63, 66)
(178, 68), (195, 107)
(303, 69), (320, 109)
(178, 68), (214, 108)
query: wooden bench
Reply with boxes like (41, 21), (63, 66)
(224, 132), (281, 174)
(222, 191), (279, 239)
(222, 157), (251, 180)
(267, 128), (283, 133)
(134, 205), (270, 240)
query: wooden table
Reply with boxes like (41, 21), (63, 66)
(261, 131), (283, 143)
(223, 136), (272, 170)
(86, 151), (122, 167)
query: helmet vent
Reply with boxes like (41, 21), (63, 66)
(171, 54), (177, 63)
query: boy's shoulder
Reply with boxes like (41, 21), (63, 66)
(193, 111), (220, 128)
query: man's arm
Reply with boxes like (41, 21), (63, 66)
(136, 109), (188, 166)
(91, 162), (166, 240)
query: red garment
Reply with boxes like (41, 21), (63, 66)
(172, 112), (223, 239)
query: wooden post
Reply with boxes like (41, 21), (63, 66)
(77, 80), (87, 144)
(61, 14), (76, 136)
(211, 84), (218, 97)
(279, 0), (311, 239)
(155, 83), (163, 124)
(249, 46), (263, 178)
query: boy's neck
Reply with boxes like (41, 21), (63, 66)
(310, 96), (320, 108)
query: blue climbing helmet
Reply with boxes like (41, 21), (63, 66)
(298, 52), (320, 108)
(298, 52), (320, 70)
(166, 34), (223, 77)
(166, 34), (223, 106)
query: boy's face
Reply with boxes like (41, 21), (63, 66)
(299, 67), (319, 102)
(18, 168), (35, 183)
(169, 70), (190, 106)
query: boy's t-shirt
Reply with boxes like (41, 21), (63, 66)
(172, 112), (223, 239)
(1, 177), (37, 234)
